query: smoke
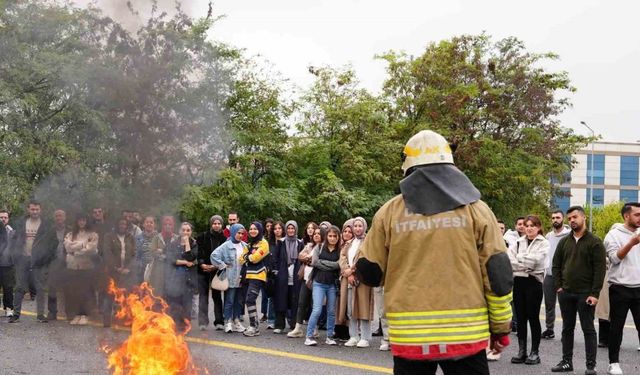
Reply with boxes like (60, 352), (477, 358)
(11, 0), (235, 223)
(73, 0), (205, 32)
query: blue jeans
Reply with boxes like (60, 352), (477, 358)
(306, 281), (336, 338)
(223, 287), (244, 322)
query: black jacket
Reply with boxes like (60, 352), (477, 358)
(11, 217), (58, 268)
(552, 231), (606, 297)
(196, 230), (226, 274)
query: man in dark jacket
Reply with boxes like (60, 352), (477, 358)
(0, 220), (14, 317)
(551, 205), (606, 374)
(10, 200), (58, 323)
(196, 215), (226, 330)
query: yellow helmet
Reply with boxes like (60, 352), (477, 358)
(401, 130), (454, 173)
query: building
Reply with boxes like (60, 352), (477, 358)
(554, 141), (640, 213)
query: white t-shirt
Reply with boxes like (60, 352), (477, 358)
(117, 234), (126, 267)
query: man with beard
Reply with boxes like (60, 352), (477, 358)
(10, 200), (58, 323)
(196, 215), (226, 331)
(542, 210), (571, 340)
(551, 206), (606, 374)
(602, 202), (640, 375)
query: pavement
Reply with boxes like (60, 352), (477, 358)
(1, 298), (640, 375)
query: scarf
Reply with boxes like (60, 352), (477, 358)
(353, 217), (368, 240)
(285, 220), (299, 264)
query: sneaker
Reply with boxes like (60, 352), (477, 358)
(304, 338), (317, 346)
(551, 360), (574, 372)
(214, 324), (224, 331)
(607, 363), (622, 375)
(325, 337), (337, 346)
(287, 324), (304, 338)
(344, 337), (359, 347)
(542, 329), (555, 339)
(37, 315), (48, 323)
(243, 326), (260, 337)
(233, 321), (246, 333)
(77, 315), (88, 325)
(224, 322), (233, 333)
(487, 350), (501, 361)
(267, 323), (275, 330)
(273, 329), (282, 334)
(356, 339), (370, 348)
(199, 325), (207, 331)
(379, 339), (390, 351)
(5, 308), (14, 317)
(70, 316), (81, 325)
(8, 315), (19, 323)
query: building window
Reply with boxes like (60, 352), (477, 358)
(587, 154), (605, 185)
(586, 188), (604, 207)
(620, 156), (639, 186)
(553, 188), (571, 213)
(620, 189), (639, 203)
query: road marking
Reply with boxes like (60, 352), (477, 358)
(21, 311), (393, 374)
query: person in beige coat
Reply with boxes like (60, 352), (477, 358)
(338, 217), (374, 348)
(63, 214), (99, 326)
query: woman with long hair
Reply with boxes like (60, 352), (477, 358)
(164, 222), (198, 331)
(508, 215), (549, 365)
(304, 225), (342, 346)
(240, 221), (270, 337)
(339, 218), (374, 348)
(302, 222), (318, 245)
(288, 227), (325, 338)
(63, 214), (99, 325)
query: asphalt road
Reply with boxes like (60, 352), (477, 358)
(2, 298), (640, 375)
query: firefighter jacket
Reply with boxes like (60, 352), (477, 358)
(357, 196), (513, 361)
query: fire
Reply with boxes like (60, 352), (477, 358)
(104, 279), (204, 375)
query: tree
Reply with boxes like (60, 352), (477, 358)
(292, 66), (400, 224)
(0, 1), (237, 215)
(379, 34), (588, 222)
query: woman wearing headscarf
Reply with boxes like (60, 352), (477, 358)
(211, 223), (247, 333)
(272, 220), (305, 333)
(240, 221), (270, 337)
(339, 217), (374, 348)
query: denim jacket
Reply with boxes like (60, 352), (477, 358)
(211, 239), (246, 289)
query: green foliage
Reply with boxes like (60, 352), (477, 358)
(378, 34), (588, 223)
(0, 0), (236, 216)
(2, 3), (588, 232)
(589, 201), (625, 240)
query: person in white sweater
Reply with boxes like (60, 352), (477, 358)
(507, 215), (549, 366)
(63, 214), (99, 326)
(603, 202), (640, 375)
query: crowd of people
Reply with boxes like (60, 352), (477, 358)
(0, 203), (390, 350)
(489, 203), (640, 375)
(1, 198), (639, 375)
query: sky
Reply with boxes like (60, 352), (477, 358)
(83, 0), (640, 142)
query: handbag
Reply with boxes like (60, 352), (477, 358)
(211, 269), (229, 291)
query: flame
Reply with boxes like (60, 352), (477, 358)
(104, 279), (205, 375)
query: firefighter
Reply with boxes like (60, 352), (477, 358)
(356, 130), (513, 375)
